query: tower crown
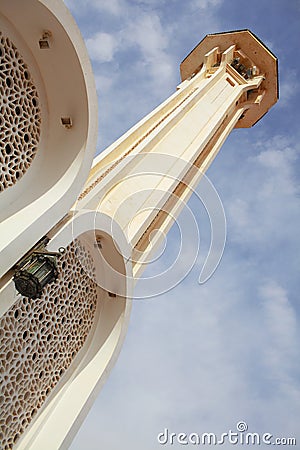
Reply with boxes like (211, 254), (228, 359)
(180, 29), (278, 128)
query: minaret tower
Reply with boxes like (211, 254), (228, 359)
(0, 1), (278, 448)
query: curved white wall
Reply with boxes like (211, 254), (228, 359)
(0, 210), (132, 449)
(0, 0), (98, 277)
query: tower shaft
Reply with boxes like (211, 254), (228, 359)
(78, 44), (263, 277)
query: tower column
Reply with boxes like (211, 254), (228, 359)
(77, 43), (265, 276)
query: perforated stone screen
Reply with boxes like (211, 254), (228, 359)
(0, 240), (98, 449)
(0, 31), (41, 192)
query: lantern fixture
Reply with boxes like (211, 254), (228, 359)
(13, 238), (65, 299)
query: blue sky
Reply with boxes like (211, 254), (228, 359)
(64, 0), (300, 448)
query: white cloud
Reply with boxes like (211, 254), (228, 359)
(227, 197), (250, 229)
(255, 145), (298, 197)
(278, 70), (299, 107)
(64, 0), (124, 15)
(259, 281), (298, 366)
(227, 134), (300, 245)
(128, 14), (168, 57)
(93, 0), (124, 15)
(94, 74), (114, 92)
(123, 12), (176, 92)
(258, 280), (300, 416)
(86, 32), (119, 63)
(190, 0), (223, 10)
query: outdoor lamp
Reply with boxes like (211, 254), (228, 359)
(13, 253), (59, 299)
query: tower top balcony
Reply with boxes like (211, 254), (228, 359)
(180, 29), (278, 128)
